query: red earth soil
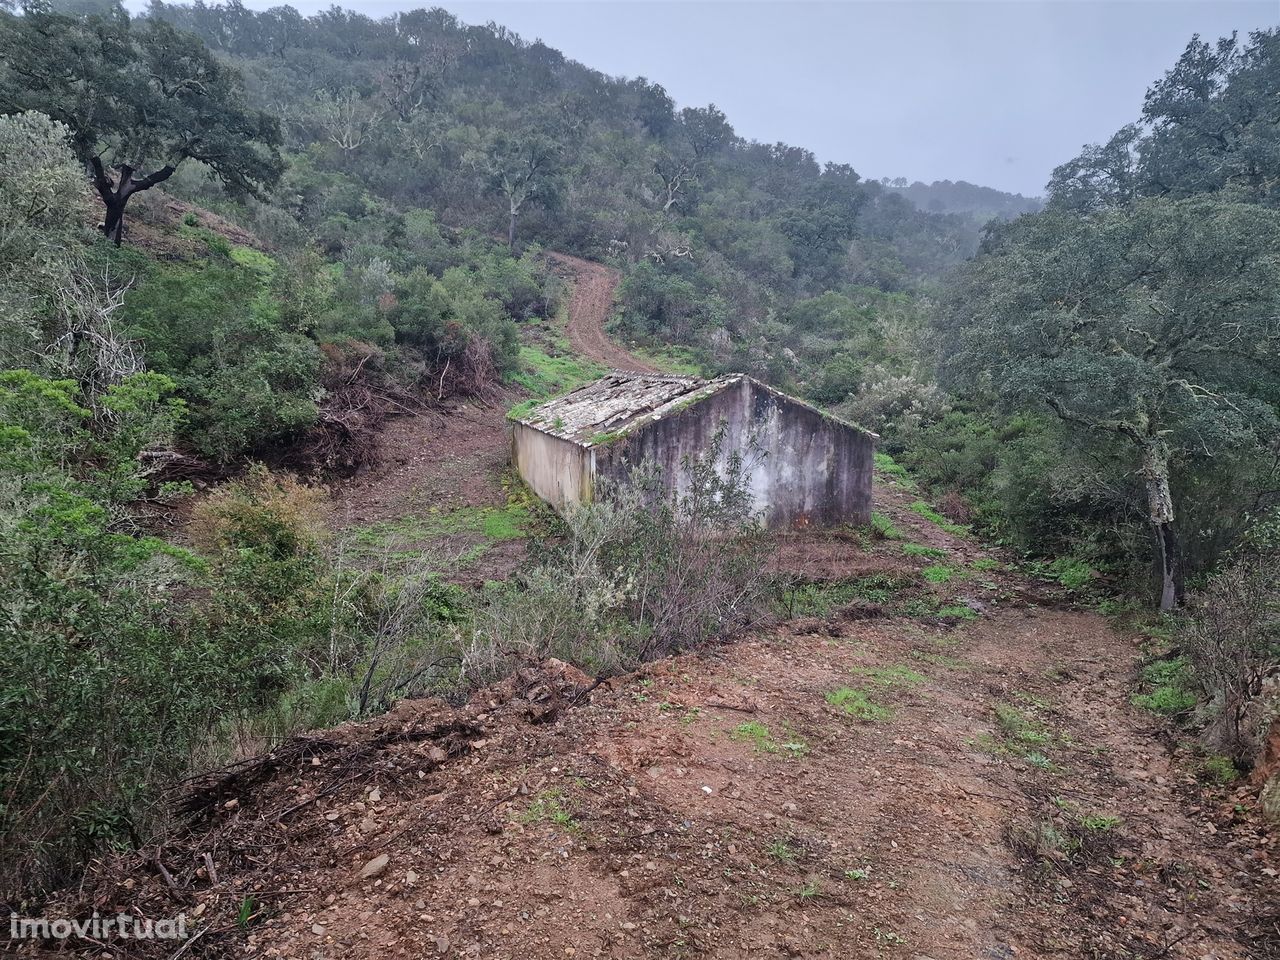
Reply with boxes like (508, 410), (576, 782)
(546, 252), (660, 374)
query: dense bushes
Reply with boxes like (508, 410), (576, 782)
(110, 218), (556, 463)
(0, 370), (205, 894)
(468, 438), (771, 684)
(0, 400), (774, 898)
(1179, 513), (1280, 764)
(1, 435), (382, 896)
(120, 250), (323, 462)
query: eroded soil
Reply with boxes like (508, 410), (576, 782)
(547, 253), (658, 374)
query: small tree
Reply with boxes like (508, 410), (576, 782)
(474, 125), (562, 248)
(1180, 512), (1280, 762)
(647, 105), (731, 216)
(939, 196), (1280, 609)
(0, 5), (283, 245)
(0, 111), (139, 392)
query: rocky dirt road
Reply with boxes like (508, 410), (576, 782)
(547, 253), (659, 374)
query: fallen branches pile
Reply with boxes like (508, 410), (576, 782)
(289, 342), (424, 474)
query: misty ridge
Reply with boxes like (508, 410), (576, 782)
(0, 2), (1279, 957)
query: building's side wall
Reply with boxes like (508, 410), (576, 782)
(594, 380), (874, 528)
(512, 423), (593, 510)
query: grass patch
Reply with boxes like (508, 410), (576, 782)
(909, 500), (969, 537)
(506, 397), (542, 422)
(1079, 813), (1122, 832)
(935, 603), (978, 621)
(871, 511), (902, 540)
(775, 573), (912, 617)
(994, 703), (1051, 746)
(826, 687), (892, 721)
(348, 498), (536, 565)
(731, 720), (774, 752)
(984, 701), (1062, 769)
(971, 557), (1001, 572)
(626, 341), (706, 376)
(520, 789), (579, 831)
(794, 880), (822, 901)
(767, 839), (799, 863)
(509, 341), (605, 400)
(731, 721), (807, 757)
(1018, 820), (1082, 858)
(873, 452), (916, 489)
(1199, 754), (1238, 785)
(1132, 656), (1196, 715)
(902, 542), (947, 558)
(922, 563), (957, 583)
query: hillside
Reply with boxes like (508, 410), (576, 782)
(883, 178), (1043, 223)
(1, 5), (1279, 956)
(16, 240), (1280, 960)
(118, 0), (986, 399)
(32, 472), (1278, 959)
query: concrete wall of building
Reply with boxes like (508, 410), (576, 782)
(512, 422), (594, 510)
(594, 379), (874, 528)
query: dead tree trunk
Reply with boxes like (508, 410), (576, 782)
(90, 157), (177, 247)
(1141, 439), (1184, 611)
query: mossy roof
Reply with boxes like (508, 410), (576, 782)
(512, 370), (878, 447)
(512, 370), (739, 446)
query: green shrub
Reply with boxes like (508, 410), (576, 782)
(388, 266), (519, 374)
(120, 256), (321, 461)
(1027, 555), (1097, 590)
(0, 372), (304, 897)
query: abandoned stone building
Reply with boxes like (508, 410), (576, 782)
(510, 371), (875, 528)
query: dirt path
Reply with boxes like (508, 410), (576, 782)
(322, 392), (528, 583)
(548, 252), (659, 373)
(324, 253), (656, 580)
(51, 480), (1276, 959)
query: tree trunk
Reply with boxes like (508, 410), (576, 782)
(507, 202), (518, 248)
(89, 157), (177, 248)
(1141, 439), (1184, 611)
(102, 196), (126, 246)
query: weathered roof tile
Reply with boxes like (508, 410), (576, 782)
(513, 370), (741, 445)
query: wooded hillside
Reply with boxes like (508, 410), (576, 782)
(0, 2), (1277, 933)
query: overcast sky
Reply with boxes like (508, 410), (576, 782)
(240, 1), (1276, 197)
